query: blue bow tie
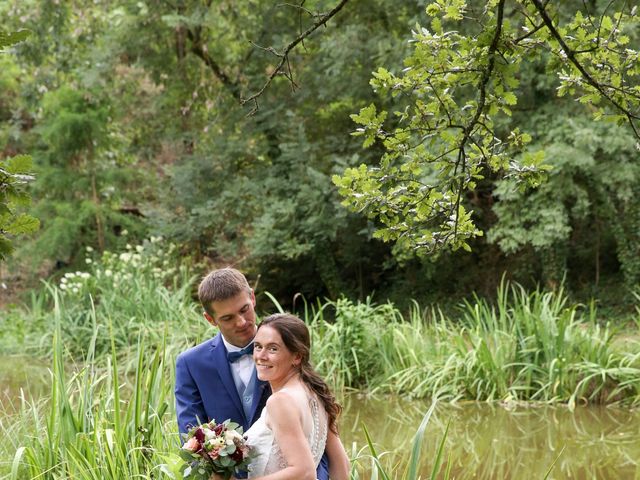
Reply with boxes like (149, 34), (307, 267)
(227, 343), (254, 363)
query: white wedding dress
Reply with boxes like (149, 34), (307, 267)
(246, 386), (328, 478)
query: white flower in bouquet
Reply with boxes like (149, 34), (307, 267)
(224, 429), (243, 446)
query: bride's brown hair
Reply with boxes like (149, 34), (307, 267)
(258, 313), (342, 434)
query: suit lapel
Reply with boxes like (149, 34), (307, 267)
(210, 335), (245, 419)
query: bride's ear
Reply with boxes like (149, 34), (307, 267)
(292, 352), (302, 367)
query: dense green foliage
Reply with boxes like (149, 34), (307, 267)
(335, 0), (640, 257)
(0, 1), (638, 303)
(0, 28), (38, 260)
(3, 4), (640, 476)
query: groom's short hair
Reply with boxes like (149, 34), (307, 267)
(198, 267), (252, 316)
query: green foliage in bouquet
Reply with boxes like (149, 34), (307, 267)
(178, 420), (252, 480)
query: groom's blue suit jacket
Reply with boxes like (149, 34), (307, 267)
(175, 333), (270, 435)
(175, 332), (330, 480)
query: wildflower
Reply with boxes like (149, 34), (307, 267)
(86, 246), (94, 252)
(85, 258), (93, 264)
(105, 270), (113, 277)
(136, 245), (144, 253)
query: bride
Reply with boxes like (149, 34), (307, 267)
(214, 313), (350, 480)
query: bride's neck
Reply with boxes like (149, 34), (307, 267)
(270, 370), (301, 392)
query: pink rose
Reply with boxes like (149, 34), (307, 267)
(208, 448), (220, 460)
(183, 437), (200, 452)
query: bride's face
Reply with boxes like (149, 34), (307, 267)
(253, 325), (301, 385)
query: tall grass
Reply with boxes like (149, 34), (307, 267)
(5, 242), (639, 405)
(1, 302), (454, 479)
(308, 282), (640, 405)
(0, 239), (206, 360)
(1, 240), (639, 477)
(0, 301), (179, 478)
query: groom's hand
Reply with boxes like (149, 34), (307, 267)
(208, 474), (239, 480)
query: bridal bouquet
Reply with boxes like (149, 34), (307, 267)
(179, 420), (253, 479)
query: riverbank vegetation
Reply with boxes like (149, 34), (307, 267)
(1, 241), (639, 478)
(3, 239), (640, 404)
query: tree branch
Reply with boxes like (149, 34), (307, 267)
(452, 0), (506, 238)
(188, 29), (242, 101)
(530, 0), (640, 139)
(241, 0), (350, 114)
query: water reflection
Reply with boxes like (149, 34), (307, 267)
(340, 394), (640, 479)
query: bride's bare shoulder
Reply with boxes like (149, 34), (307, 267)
(267, 387), (302, 406)
(265, 387), (306, 421)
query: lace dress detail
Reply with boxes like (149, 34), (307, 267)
(246, 389), (328, 478)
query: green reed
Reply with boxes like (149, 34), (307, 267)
(0, 297), (451, 479)
(1, 239), (206, 362)
(307, 282), (640, 405)
(2, 243), (638, 477)
(0, 297), (179, 479)
(3, 239), (640, 407)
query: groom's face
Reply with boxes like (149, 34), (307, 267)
(204, 290), (257, 348)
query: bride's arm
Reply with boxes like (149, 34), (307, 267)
(326, 430), (350, 480)
(253, 392), (317, 480)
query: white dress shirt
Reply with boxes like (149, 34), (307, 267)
(222, 335), (255, 393)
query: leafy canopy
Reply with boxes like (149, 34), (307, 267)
(334, 0), (640, 255)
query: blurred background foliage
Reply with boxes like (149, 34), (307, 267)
(1, 0), (639, 312)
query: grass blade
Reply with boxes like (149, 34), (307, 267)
(404, 400), (438, 480)
(542, 444), (566, 480)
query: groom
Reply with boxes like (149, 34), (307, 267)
(174, 267), (329, 479)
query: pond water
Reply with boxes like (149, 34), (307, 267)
(340, 393), (640, 479)
(1, 359), (639, 479)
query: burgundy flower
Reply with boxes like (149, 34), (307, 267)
(230, 447), (244, 462)
(194, 427), (205, 443)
